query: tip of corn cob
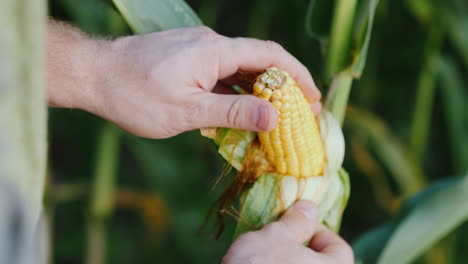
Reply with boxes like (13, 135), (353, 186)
(253, 67), (326, 177)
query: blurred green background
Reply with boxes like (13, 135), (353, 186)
(46, 0), (468, 263)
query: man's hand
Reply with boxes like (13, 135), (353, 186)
(47, 23), (321, 138)
(223, 201), (354, 264)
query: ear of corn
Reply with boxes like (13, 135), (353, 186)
(201, 67), (349, 238)
(253, 67), (325, 177)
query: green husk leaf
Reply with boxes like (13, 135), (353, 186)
(209, 128), (256, 171)
(233, 173), (281, 239)
(232, 167), (349, 238)
(202, 112), (349, 239)
(325, 168), (350, 232)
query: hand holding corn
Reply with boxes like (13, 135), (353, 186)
(223, 201), (353, 264)
(47, 22), (321, 139)
(46, 21), (351, 263)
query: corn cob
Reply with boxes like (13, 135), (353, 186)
(253, 67), (325, 177)
(201, 67), (348, 237)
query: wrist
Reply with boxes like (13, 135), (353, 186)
(46, 21), (111, 113)
(84, 38), (113, 115)
(87, 36), (132, 119)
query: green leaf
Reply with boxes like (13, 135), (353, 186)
(339, 168), (351, 210)
(233, 173), (281, 239)
(112, 0), (203, 34)
(246, 0), (279, 39)
(90, 124), (120, 220)
(324, 168), (351, 232)
(353, 223), (396, 263)
(447, 12), (468, 72)
(346, 109), (427, 196)
(351, 0), (380, 77)
(325, 71), (354, 125)
(353, 177), (461, 263)
(216, 129), (256, 171)
(409, 25), (444, 163)
(61, 0), (128, 35)
(197, 0), (222, 28)
(378, 174), (468, 264)
(438, 55), (468, 173)
(325, 0), (358, 80)
(305, 0), (334, 39)
(405, 0), (433, 24)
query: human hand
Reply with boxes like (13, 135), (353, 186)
(84, 26), (321, 138)
(222, 201), (354, 264)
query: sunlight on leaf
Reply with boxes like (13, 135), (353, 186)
(112, 0), (202, 34)
(378, 174), (468, 264)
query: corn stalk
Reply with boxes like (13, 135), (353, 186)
(86, 124), (120, 264)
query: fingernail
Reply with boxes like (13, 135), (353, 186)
(254, 105), (269, 131)
(293, 201), (318, 221)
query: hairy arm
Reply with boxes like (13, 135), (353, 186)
(47, 20), (103, 112)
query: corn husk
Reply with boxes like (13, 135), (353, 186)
(201, 110), (349, 238)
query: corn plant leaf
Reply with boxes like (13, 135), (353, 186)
(90, 124), (120, 219)
(305, 0), (334, 39)
(405, 0), (433, 24)
(112, 0), (202, 34)
(353, 223), (396, 263)
(350, 0), (380, 77)
(247, 0), (278, 39)
(62, 0), (127, 35)
(353, 176), (462, 263)
(447, 12), (468, 71)
(346, 109), (426, 196)
(378, 174), (468, 264)
(438, 55), (468, 173)
(197, 0), (222, 28)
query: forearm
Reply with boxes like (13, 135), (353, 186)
(47, 20), (106, 112)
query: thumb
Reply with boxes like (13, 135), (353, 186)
(196, 93), (278, 131)
(259, 200), (319, 244)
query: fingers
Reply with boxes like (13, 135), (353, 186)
(309, 225), (354, 264)
(193, 92), (278, 132)
(311, 102), (322, 115)
(216, 37), (321, 102)
(258, 200), (319, 244)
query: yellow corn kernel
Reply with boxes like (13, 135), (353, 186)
(254, 67), (325, 177)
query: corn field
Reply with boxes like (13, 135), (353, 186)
(1, 0), (467, 263)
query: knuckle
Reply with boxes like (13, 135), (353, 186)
(181, 101), (204, 127)
(195, 26), (219, 39)
(196, 25), (214, 33)
(236, 231), (261, 244)
(265, 40), (284, 52)
(263, 221), (287, 236)
(226, 97), (244, 128)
